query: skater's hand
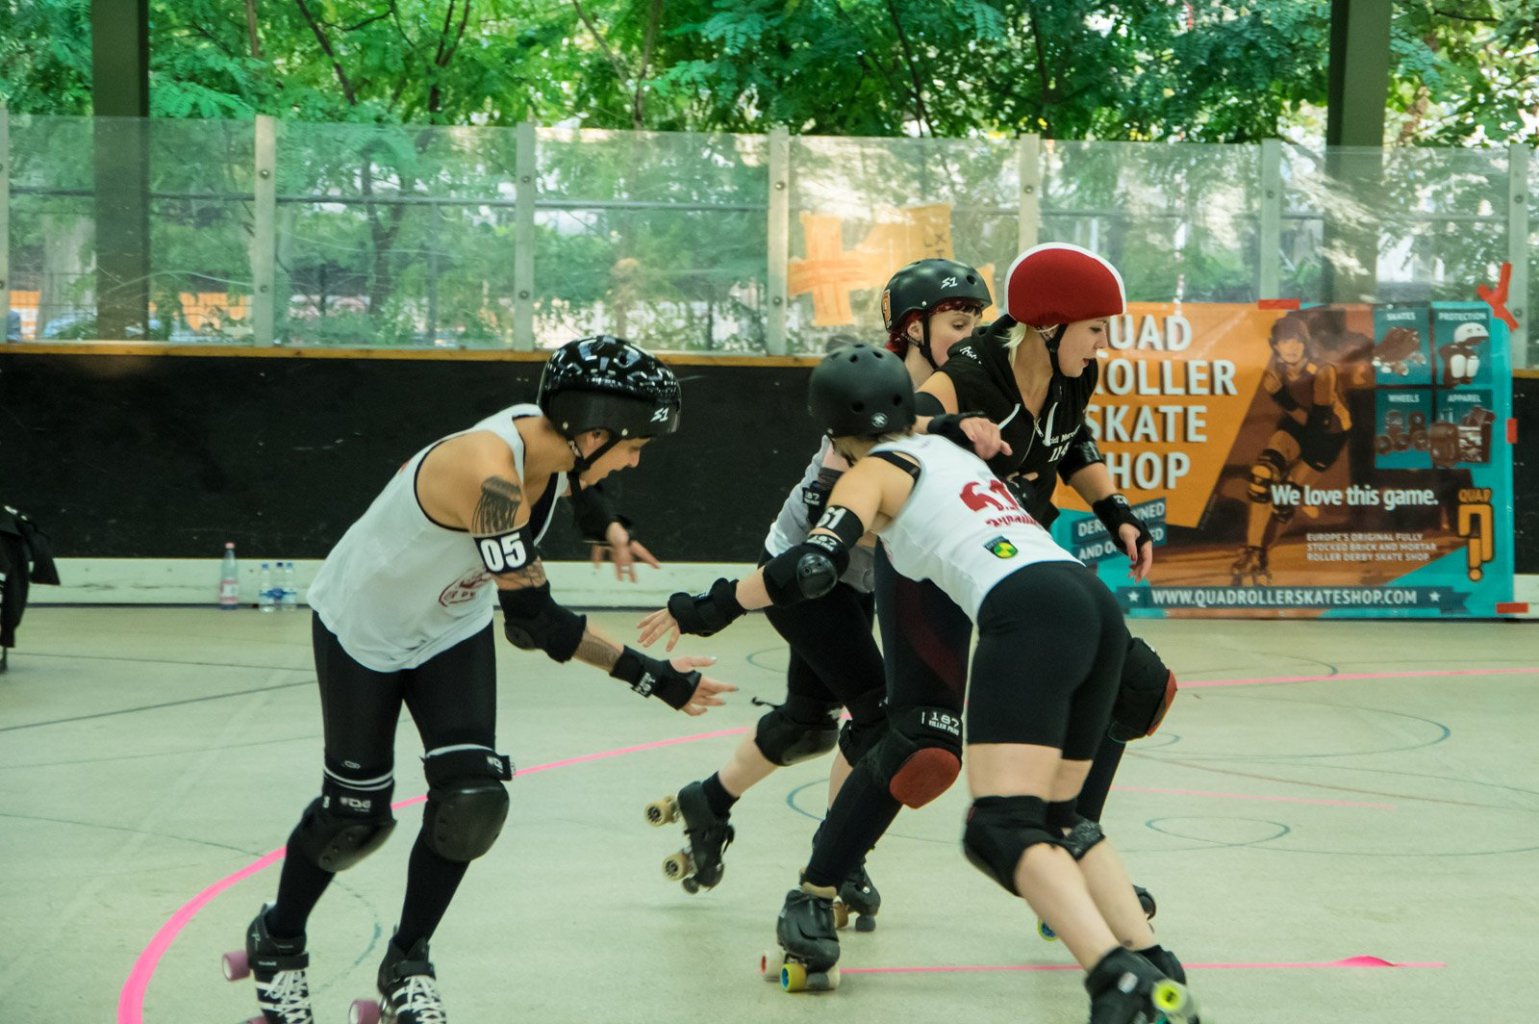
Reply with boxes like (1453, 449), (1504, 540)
(1119, 523), (1154, 582)
(637, 607), (683, 651)
(673, 658), (737, 715)
(958, 416), (1011, 460)
(592, 521), (661, 582)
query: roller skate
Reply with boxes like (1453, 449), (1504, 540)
(1229, 545), (1271, 587)
(221, 905), (315, 1024)
(645, 780), (734, 893)
(760, 882), (840, 992)
(833, 860), (880, 932)
(1040, 882), (1156, 941)
(349, 937), (445, 1024)
(1086, 946), (1199, 1024)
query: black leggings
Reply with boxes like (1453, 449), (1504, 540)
(969, 561), (1127, 759)
(763, 574), (885, 716)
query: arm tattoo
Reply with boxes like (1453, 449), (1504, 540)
(471, 476), (523, 535)
(503, 558), (548, 589)
(574, 628), (621, 670)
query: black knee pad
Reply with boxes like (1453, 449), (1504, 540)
(1048, 799), (1107, 860)
(753, 695), (840, 766)
(962, 795), (1061, 896)
(1108, 637), (1178, 743)
(836, 690), (886, 765)
(422, 746), (513, 862)
(872, 706), (962, 808)
(296, 772), (397, 872)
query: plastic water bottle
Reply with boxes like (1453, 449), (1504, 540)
(258, 562), (277, 613)
(218, 542), (241, 610)
(280, 561), (299, 611)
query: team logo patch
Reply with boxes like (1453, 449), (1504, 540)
(983, 535), (1018, 559)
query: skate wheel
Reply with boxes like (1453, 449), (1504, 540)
(807, 966), (840, 991)
(1037, 918), (1057, 942)
(760, 950), (785, 981)
(349, 998), (382, 1024)
(681, 876), (701, 894)
(832, 902), (850, 929)
(780, 961), (807, 991)
(662, 850), (692, 882)
(644, 795), (678, 826)
(1151, 979), (1190, 1015)
(221, 949), (250, 981)
(854, 914), (876, 933)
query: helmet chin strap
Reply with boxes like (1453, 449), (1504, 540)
(1041, 324), (1069, 374)
(566, 432), (623, 489)
(916, 316), (939, 370)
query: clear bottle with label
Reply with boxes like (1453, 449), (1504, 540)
(218, 542), (241, 610)
(280, 561), (299, 611)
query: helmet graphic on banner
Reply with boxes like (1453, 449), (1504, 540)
(1004, 243), (1126, 328)
(1452, 322), (1490, 345)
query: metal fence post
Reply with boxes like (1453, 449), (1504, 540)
(1259, 139), (1282, 301)
(0, 106), (10, 331)
(1508, 143), (1531, 369)
(1018, 133), (1041, 252)
(766, 127), (790, 356)
(513, 121), (537, 351)
(251, 114), (276, 346)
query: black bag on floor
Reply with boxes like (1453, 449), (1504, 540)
(0, 505), (60, 671)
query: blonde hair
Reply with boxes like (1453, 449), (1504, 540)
(1004, 321), (1054, 355)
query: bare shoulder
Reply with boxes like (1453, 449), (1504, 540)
(418, 431), (521, 530)
(918, 370), (959, 411)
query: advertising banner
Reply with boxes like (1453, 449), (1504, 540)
(1049, 302), (1515, 617)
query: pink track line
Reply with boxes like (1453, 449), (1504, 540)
(843, 955), (1444, 975)
(118, 726), (748, 1024)
(1111, 785), (1395, 810)
(1183, 666), (1539, 688)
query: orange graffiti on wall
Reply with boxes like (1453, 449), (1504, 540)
(787, 204), (996, 327)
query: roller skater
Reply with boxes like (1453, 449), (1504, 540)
(234, 337), (735, 1024)
(646, 779), (735, 892)
(222, 905), (313, 1024)
(644, 337), (1203, 1020)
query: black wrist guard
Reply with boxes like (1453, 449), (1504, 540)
(1270, 387), (1300, 412)
(610, 647), (701, 709)
(927, 411), (988, 451)
(569, 479), (633, 544)
(668, 578), (746, 637)
(1091, 494), (1153, 554)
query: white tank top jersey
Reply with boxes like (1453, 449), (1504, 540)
(308, 403), (561, 672)
(868, 433), (1079, 619)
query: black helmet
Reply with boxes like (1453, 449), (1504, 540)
(539, 336), (680, 472)
(881, 258), (992, 367)
(539, 335), (680, 438)
(809, 344), (916, 439)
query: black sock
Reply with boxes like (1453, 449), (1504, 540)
(393, 832), (471, 952)
(701, 773), (737, 818)
(265, 825), (336, 940)
(804, 761), (900, 889)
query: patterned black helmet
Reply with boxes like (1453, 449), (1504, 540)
(538, 335), (681, 441)
(809, 344), (916, 439)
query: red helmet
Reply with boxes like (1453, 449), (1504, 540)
(1004, 243), (1125, 327)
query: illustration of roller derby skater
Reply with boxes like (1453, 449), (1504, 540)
(1370, 324), (1427, 377)
(1233, 315), (1352, 586)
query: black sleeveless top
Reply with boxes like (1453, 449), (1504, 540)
(935, 318), (1100, 523)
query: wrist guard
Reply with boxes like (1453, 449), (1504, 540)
(668, 578), (746, 637)
(569, 479), (633, 544)
(927, 411), (988, 451)
(1091, 494), (1153, 554)
(610, 647), (701, 709)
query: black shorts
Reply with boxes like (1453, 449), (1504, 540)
(967, 561), (1127, 760)
(762, 572), (885, 715)
(1279, 417), (1349, 471)
(311, 614), (498, 776)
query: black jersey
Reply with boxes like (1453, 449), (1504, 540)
(936, 318), (1100, 523)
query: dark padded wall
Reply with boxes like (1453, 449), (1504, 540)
(1515, 374), (1537, 574)
(0, 352), (820, 562)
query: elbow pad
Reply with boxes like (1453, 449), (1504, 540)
(498, 584), (587, 662)
(1306, 403), (1332, 434)
(1057, 428), (1105, 482)
(763, 535), (849, 606)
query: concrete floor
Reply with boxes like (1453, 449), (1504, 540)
(1, 607), (1535, 1024)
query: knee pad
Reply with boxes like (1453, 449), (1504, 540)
(836, 690), (887, 765)
(296, 771), (397, 872)
(753, 695), (841, 766)
(962, 795), (1060, 896)
(1246, 450), (1287, 503)
(873, 706), (962, 808)
(1048, 800), (1107, 860)
(422, 746), (513, 862)
(1108, 637), (1178, 743)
